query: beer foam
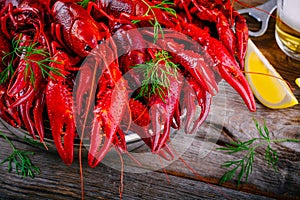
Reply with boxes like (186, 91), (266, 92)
(279, 0), (300, 32)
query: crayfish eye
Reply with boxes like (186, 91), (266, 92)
(97, 40), (103, 45)
(84, 44), (92, 51)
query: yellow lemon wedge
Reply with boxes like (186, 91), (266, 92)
(296, 78), (300, 88)
(244, 39), (298, 109)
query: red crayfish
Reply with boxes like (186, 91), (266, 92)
(0, 0), (256, 169)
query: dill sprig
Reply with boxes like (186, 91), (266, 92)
(0, 132), (40, 178)
(77, 0), (95, 8)
(0, 34), (63, 85)
(132, 0), (177, 43)
(22, 42), (63, 84)
(0, 35), (22, 84)
(133, 50), (179, 100)
(217, 118), (299, 187)
(23, 136), (45, 148)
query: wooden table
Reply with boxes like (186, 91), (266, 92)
(0, 1), (299, 199)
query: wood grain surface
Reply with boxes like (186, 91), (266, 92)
(0, 0), (299, 199)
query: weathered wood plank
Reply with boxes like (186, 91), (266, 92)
(0, 80), (298, 200)
(0, 128), (275, 200)
(0, 0), (299, 199)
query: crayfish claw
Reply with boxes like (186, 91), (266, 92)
(51, 120), (75, 165)
(88, 117), (114, 168)
(46, 46), (76, 165)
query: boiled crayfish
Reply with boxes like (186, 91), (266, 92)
(0, 0), (256, 167)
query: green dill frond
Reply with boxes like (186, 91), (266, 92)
(217, 118), (299, 187)
(133, 50), (179, 100)
(0, 34), (63, 85)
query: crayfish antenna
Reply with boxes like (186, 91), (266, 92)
(42, 141), (49, 151)
(168, 141), (233, 200)
(158, 155), (171, 184)
(116, 149), (124, 200)
(123, 151), (143, 167)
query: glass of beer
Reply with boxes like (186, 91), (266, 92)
(275, 0), (300, 60)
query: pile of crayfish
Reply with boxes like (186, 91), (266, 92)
(0, 0), (256, 167)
